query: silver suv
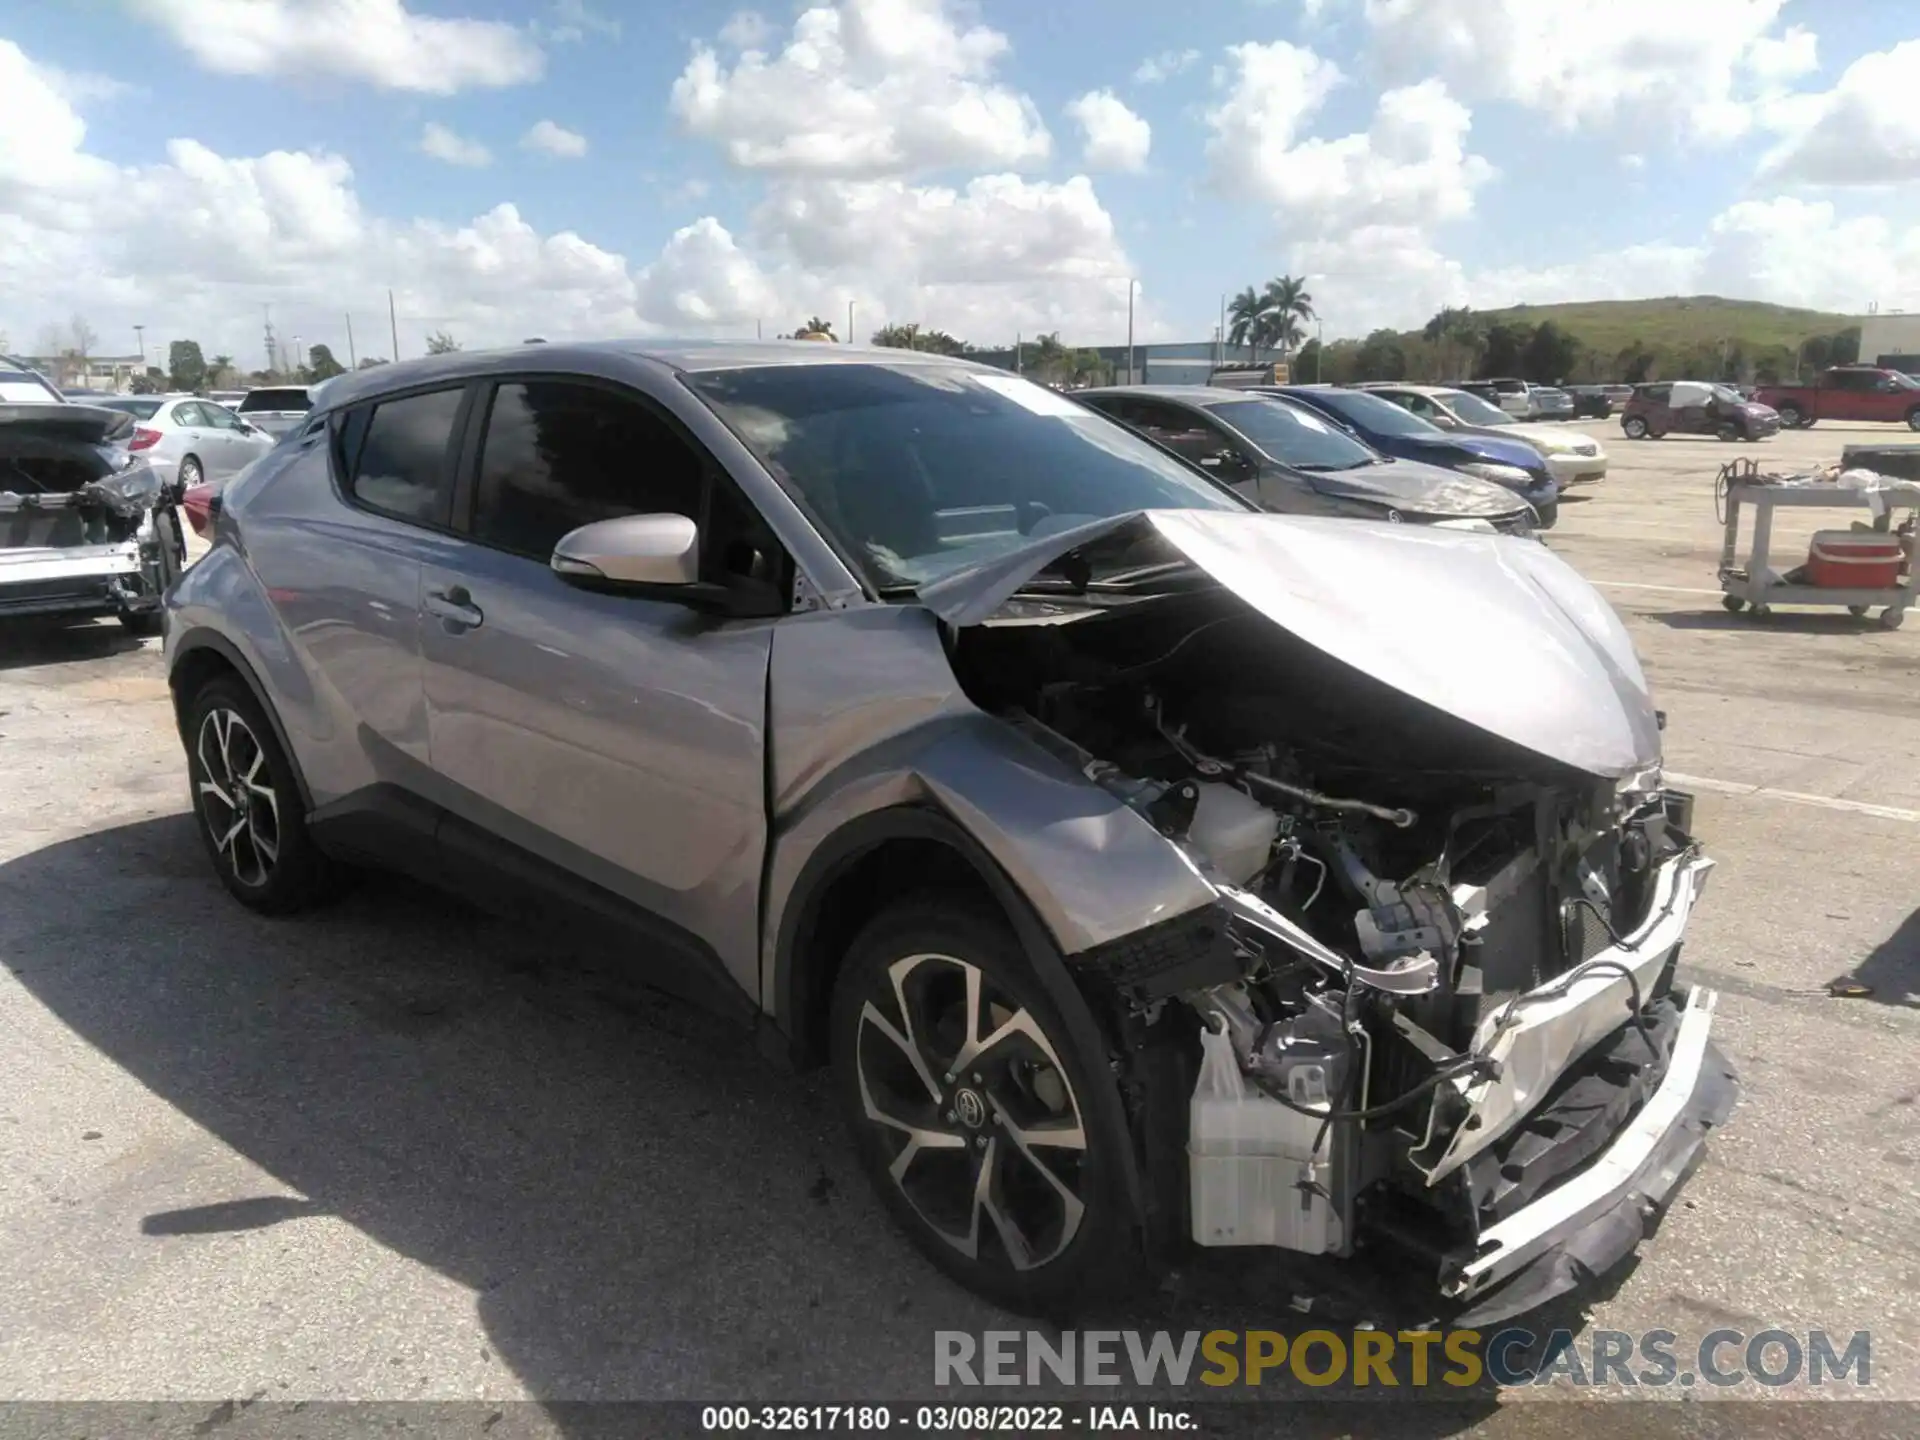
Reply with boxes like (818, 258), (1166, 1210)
(165, 341), (1734, 1319)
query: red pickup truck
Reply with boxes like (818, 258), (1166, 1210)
(1752, 366), (1920, 430)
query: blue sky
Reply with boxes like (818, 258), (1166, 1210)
(4, 0), (1919, 366)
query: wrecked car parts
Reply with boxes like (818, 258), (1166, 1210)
(1, 400), (183, 633)
(944, 510), (1738, 1324)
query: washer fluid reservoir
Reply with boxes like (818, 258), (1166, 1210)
(1188, 782), (1279, 886)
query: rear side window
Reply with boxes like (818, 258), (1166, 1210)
(470, 380), (703, 559)
(240, 388), (311, 413)
(348, 387), (464, 524)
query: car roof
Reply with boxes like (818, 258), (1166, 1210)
(311, 338), (985, 413)
(1076, 384), (1278, 406)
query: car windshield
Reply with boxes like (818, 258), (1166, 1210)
(685, 363), (1250, 589)
(98, 398), (163, 419)
(1295, 388), (1441, 438)
(1434, 389), (1513, 427)
(1205, 397), (1379, 470)
(239, 389), (310, 413)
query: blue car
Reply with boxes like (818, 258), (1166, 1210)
(1263, 385), (1559, 527)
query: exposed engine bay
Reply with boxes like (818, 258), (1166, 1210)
(952, 583), (1734, 1322)
(1, 402), (180, 625)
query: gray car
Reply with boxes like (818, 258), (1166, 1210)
(1077, 386), (1537, 535)
(165, 341), (1734, 1321)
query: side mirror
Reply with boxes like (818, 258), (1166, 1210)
(1432, 413), (1458, 429)
(1200, 449), (1249, 473)
(552, 513), (700, 588)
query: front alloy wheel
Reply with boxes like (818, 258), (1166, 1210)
(184, 675), (340, 914)
(196, 707), (281, 888)
(855, 951), (1088, 1271)
(831, 898), (1143, 1310)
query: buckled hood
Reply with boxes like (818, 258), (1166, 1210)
(1298, 457), (1530, 519)
(917, 509), (1660, 779)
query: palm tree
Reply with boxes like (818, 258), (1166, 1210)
(1030, 332), (1069, 382)
(1226, 286), (1265, 356)
(1227, 277), (1316, 360)
(1261, 275), (1316, 356)
(800, 316), (836, 339)
(209, 354), (235, 387)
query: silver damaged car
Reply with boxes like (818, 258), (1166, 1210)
(164, 342), (1736, 1321)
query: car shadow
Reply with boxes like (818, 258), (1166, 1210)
(1828, 907), (1920, 1008)
(0, 617), (150, 671)
(1652, 608), (1891, 634)
(3, 814), (1516, 1429)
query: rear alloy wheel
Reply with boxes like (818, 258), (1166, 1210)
(831, 897), (1143, 1312)
(1906, 406), (1920, 432)
(178, 455), (203, 490)
(1622, 416), (1648, 439)
(185, 676), (339, 913)
(1716, 422), (1740, 441)
(1776, 404), (1806, 429)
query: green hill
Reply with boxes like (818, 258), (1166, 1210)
(1466, 295), (1855, 356)
(1306, 295), (1862, 385)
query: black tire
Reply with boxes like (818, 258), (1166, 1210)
(829, 894), (1147, 1314)
(1716, 423), (1739, 441)
(182, 674), (339, 914)
(1776, 403), (1804, 429)
(1622, 416), (1648, 439)
(118, 607), (162, 636)
(1906, 406), (1920, 432)
(1722, 595), (1746, 613)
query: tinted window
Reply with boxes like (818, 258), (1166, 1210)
(240, 388), (311, 413)
(471, 380), (704, 559)
(349, 387), (464, 524)
(99, 397), (163, 420)
(1205, 398), (1378, 470)
(1434, 389), (1513, 427)
(1104, 398), (1232, 462)
(686, 364), (1247, 588)
(1289, 388), (1439, 439)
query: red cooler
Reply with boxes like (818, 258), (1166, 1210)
(1805, 530), (1906, 589)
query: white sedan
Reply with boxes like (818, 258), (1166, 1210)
(95, 395), (278, 491)
(1362, 384), (1609, 485)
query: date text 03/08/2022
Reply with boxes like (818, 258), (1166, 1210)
(701, 1405), (1196, 1432)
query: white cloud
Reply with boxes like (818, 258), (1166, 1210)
(1298, 197), (1919, 337)
(1762, 41), (1920, 185)
(126, 0), (544, 94)
(748, 173), (1143, 340)
(522, 120), (589, 158)
(1065, 91), (1150, 172)
(634, 218), (783, 327)
(669, 0), (1050, 177)
(546, 0), (621, 44)
(1207, 45), (1493, 238)
(1133, 49), (1199, 84)
(718, 11), (777, 49)
(1362, 0), (1813, 143)
(0, 34), (1146, 366)
(418, 122), (491, 168)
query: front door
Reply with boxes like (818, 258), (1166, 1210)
(419, 375), (784, 990)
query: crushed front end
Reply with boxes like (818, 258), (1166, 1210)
(942, 515), (1739, 1325)
(0, 403), (180, 626)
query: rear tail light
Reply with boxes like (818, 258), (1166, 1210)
(182, 482), (216, 537)
(129, 427), (162, 452)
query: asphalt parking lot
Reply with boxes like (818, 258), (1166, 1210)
(1, 419), (1916, 1423)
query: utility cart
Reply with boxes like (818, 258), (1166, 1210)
(1716, 458), (1919, 630)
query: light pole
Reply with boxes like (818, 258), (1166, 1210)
(1313, 319), (1323, 382)
(133, 325), (146, 369)
(1126, 279), (1136, 385)
(292, 334), (302, 378)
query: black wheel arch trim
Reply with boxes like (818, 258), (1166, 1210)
(771, 802), (1154, 1232)
(167, 626), (316, 814)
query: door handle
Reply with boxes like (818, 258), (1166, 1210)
(426, 585), (484, 631)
